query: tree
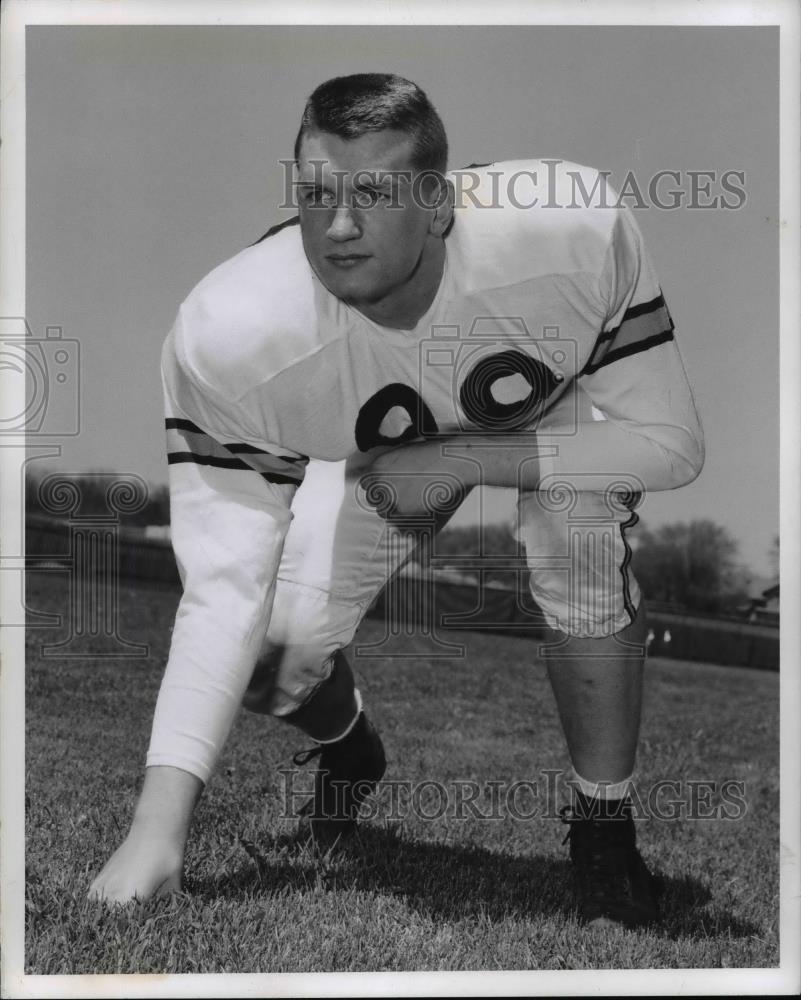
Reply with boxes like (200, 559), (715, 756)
(632, 519), (751, 614)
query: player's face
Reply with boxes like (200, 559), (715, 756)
(296, 129), (448, 322)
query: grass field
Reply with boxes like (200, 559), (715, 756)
(23, 570), (779, 974)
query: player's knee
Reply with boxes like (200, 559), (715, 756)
(243, 639), (333, 716)
(536, 592), (645, 641)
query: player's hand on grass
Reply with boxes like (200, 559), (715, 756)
(364, 440), (478, 520)
(88, 826), (184, 904)
(88, 765), (203, 904)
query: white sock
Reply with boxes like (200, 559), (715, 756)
(570, 769), (634, 801)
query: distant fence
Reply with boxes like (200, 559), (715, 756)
(366, 567), (550, 639)
(25, 516), (779, 671)
(645, 610), (778, 672)
(26, 514), (180, 587)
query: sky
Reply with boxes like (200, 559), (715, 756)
(23, 24), (780, 577)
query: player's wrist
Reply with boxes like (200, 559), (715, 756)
(131, 765), (204, 839)
(439, 449), (480, 493)
(439, 433), (541, 491)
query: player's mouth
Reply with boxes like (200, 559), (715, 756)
(326, 253), (371, 268)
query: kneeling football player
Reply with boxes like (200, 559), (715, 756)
(89, 74), (703, 930)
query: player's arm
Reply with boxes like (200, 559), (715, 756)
(368, 340), (704, 506)
(370, 207), (704, 504)
(88, 334), (303, 904)
(531, 202), (704, 491)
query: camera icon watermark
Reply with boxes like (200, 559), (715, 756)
(418, 316), (579, 436)
(0, 317), (80, 435)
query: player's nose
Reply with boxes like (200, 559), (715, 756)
(326, 204), (362, 242)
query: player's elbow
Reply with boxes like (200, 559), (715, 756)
(664, 425), (705, 488)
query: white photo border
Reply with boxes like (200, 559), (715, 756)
(1, 1), (798, 997)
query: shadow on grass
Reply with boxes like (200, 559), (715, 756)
(188, 824), (758, 941)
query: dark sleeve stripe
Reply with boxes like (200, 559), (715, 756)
(584, 330), (675, 375)
(581, 293), (675, 376)
(165, 421), (307, 483)
(250, 215), (300, 246)
(595, 293), (670, 348)
(164, 419), (302, 463)
(225, 442), (306, 459)
(165, 417), (204, 434)
(600, 302), (672, 354)
(166, 453), (301, 486)
(168, 452), (256, 471)
(618, 293), (668, 324)
(230, 450), (308, 479)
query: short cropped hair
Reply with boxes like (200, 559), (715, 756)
(294, 73), (448, 174)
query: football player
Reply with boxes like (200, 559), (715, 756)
(89, 74), (703, 929)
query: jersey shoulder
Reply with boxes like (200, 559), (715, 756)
(447, 159), (620, 292)
(175, 221), (322, 401)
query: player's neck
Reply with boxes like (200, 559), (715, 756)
(356, 241), (446, 331)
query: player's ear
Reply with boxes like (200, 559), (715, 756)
(428, 175), (454, 237)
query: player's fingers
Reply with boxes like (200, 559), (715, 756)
(88, 871), (180, 905)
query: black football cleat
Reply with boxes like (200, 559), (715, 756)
(560, 798), (661, 930)
(292, 712), (386, 847)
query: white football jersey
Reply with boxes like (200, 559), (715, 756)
(149, 160), (703, 782)
(164, 159), (699, 484)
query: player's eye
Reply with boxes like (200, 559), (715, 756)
(301, 188), (336, 208)
(353, 188), (388, 209)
